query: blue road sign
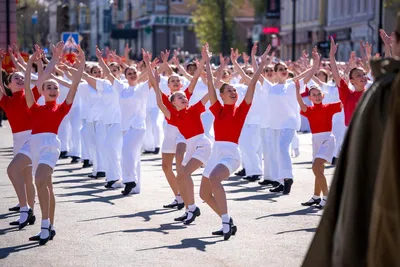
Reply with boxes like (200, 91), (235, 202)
(61, 32), (79, 45)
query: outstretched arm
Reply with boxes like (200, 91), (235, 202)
(251, 42), (258, 71)
(36, 42), (64, 89)
(295, 80), (307, 112)
(187, 57), (204, 94)
(96, 46), (117, 83)
(143, 49), (171, 119)
(244, 46), (271, 104)
(329, 37), (342, 86)
(203, 43), (218, 105)
(65, 46), (85, 105)
(24, 51), (42, 108)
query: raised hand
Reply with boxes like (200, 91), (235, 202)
(251, 41), (258, 57)
(151, 58), (159, 69)
(8, 46), (14, 57)
(171, 56), (180, 66)
(230, 48), (238, 62)
(330, 37), (338, 57)
(76, 45), (86, 66)
(95, 46), (103, 59)
(52, 41), (64, 57)
(201, 43), (212, 61)
(242, 52), (250, 63)
(161, 49), (170, 63)
(11, 43), (20, 53)
(379, 29), (392, 45)
(365, 42), (372, 60)
(142, 49), (151, 64)
(260, 44), (272, 63)
(124, 43), (132, 55)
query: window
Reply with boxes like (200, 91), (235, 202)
(171, 28), (184, 48)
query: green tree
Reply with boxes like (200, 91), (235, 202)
(191, 0), (244, 55)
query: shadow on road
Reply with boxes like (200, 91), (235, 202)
(79, 208), (177, 223)
(227, 192), (281, 203)
(0, 212), (18, 221)
(0, 243), (40, 259)
(256, 207), (321, 220)
(293, 161), (313, 165)
(137, 236), (223, 252)
(0, 226), (20, 236)
(141, 157), (162, 162)
(276, 227), (316, 235)
(97, 222), (187, 236)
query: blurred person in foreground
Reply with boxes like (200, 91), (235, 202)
(302, 13), (400, 267)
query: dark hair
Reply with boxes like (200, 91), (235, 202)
(108, 62), (121, 71)
(124, 66), (137, 76)
(186, 62), (197, 71)
(288, 72), (295, 78)
(349, 67), (364, 79)
(308, 86), (321, 96)
(169, 91), (185, 102)
(317, 70), (328, 83)
(1, 69), (12, 96)
(171, 66), (178, 73)
(32, 63), (38, 73)
(395, 31), (400, 43)
(274, 62), (286, 72)
(219, 83), (229, 93)
(90, 65), (100, 74)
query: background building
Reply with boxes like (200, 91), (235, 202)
(0, 0), (17, 49)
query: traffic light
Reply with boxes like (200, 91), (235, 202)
(57, 4), (70, 33)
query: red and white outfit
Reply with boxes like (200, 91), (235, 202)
(27, 101), (72, 172)
(114, 79), (150, 194)
(300, 102), (342, 163)
(203, 100), (251, 178)
(166, 100), (211, 166)
(338, 79), (366, 128)
(0, 87), (41, 159)
(160, 88), (191, 154)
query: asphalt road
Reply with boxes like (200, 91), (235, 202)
(0, 121), (333, 267)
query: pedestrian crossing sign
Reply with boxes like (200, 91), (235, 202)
(62, 32), (80, 47)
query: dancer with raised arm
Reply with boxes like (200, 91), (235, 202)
(200, 43), (271, 240)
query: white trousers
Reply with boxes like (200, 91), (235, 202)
(143, 108), (162, 151)
(58, 113), (71, 152)
(68, 107), (82, 158)
(332, 113), (346, 157)
(291, 131), (299, 151)
(104, 123), (123, 182)
(300, 97), (311, 132)
(239, 124), (262, 176)
(122, 128), (145, 193)
(87, 121), (107, 174)
(265, 128), (295, 182)
(80, 119), (91, 161)
(260, 128), (271, 180)
(201, 111), (215, 142)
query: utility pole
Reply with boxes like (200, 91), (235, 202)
(292, 0), (296, 61)
(97, 4), (100, 47)
(166, 0), (170, 50)
(6, 0), (10, 47)
(377, 0), (383, 54)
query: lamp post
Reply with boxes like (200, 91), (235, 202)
(292, 0), (296, 61)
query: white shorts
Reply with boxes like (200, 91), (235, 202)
(312, 132), (336, 164)
(161, 123), (186, 154)
(182, 134), (212, 166)
(30, 133), (61, 173)
(203, 141), (241, 179)
(13, 130), (32, 158)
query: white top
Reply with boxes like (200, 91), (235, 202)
(114, 79), (150, 131)
(79, 82), (103, 122)
(96, 79), (122, 125)
(261, 79), (304, 130)
(235, 81), (263, 125)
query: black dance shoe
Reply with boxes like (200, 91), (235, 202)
(29, 229), (56, 241)
(19, 209), (34, 230)
(82, 160), (92, 168)
(212, 225), (237, 236)
(121, 182), (137, 195)
(234, 168), (246, 177)
(70, 156), (80, 164)
(174, 212), (188, 222)
(9, 205), (20, 212)
(283, 179), (294, 195)
(270, 184), (284, 193)
(39, 225), (52, 245)
(183, 207), (201, 225)
(301, 197), (321, 207)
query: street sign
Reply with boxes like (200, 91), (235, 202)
(61, 32), (79, 46)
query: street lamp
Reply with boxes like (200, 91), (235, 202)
(292, 0), (296, 61)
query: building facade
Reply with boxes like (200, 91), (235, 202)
(0, 0), (17, 49)
(110, 0), (255, 57)
(280, 0), (326, 60)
